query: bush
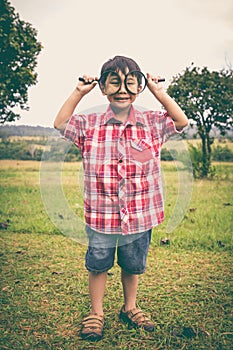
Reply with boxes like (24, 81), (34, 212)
(188, 143), (216, 179)
(212, 145), (233, 162)
(161, 148), (178, 161)
(42, 142), (82, 162)
(0, 139), (81, 162)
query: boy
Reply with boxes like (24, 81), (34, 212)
(54, 55), (188, 341)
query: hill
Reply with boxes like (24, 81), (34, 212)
(0, 125), (59, 138)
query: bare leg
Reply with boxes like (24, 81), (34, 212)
(88, 271), (107, 316)
(121, 268), (139, 311)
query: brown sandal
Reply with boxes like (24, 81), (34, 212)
(80, 313), (104, 341)
(119, 306), (155, 332)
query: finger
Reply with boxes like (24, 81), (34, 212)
(151, 75), (161, 84)
(82, 75), (88, 83)
(80, 75), (96, 84)
(87, 76), (94, 83)
(91, 80), (98, 87)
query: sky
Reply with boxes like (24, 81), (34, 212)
(9, 0), (233, 127)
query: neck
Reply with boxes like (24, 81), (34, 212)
(110, 104), (131, 123)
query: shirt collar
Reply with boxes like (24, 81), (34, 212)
(100, 104), (146, 127)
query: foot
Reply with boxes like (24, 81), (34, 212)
(80, 313), (104, 341)
(119, 306), (155, 332)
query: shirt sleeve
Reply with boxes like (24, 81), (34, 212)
(153, 111), (183, 145)
(63, 114), (86, 150)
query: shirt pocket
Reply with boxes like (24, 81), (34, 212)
(130, 139), (154, 163)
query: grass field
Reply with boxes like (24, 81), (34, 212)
(0, 160), (233, 349)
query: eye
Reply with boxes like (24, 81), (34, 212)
(127, 80), (137, 85)
(110, 80), (120, 85)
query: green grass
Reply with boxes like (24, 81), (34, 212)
(0, 160), (233, 349)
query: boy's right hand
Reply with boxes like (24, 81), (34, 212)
(76, 75), (98, 96)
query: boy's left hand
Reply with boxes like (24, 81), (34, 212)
(146, 73), (164, 94)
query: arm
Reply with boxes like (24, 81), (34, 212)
(146, 73), (189, 130)
(54, 75), (98, 131)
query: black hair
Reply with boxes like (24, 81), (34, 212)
(100, 55), (141, 76)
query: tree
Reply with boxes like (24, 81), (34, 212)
(167, 64), (233, 177)
(0, 0), (42, 123)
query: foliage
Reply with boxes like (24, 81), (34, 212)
(0, 139), (42, 160)
(212, 144), (233, 162)
(161, 147), (177, 161)
(188, 143), (216, 179)
(0, 0), (42, 123)
(167, 64), (233, 177)
(0, 139), (82, 161)
(188, 142), (233, 178)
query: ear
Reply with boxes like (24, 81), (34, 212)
(137, 85), (143, 93)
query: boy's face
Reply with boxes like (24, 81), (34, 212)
(103, 69), (139, 112)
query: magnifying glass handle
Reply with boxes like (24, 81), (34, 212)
(158, 78), (165, 82)
(78, 77), (98, 84)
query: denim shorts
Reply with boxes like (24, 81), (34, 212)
(85, 226), (152, 274)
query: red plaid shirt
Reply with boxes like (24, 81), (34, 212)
(64, 105), (180, 235)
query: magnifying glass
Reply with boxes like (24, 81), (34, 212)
(79, 71), (165, 96)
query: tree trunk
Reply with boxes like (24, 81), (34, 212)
(200, 132), (211, 177)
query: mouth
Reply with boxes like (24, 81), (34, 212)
(113, 96), (130, 102)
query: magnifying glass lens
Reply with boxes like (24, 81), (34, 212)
(125, 71), (147, 94)
(99, 71), (121, 95)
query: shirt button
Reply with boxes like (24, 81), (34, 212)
(119, 159), (123, 163)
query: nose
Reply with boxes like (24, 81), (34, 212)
(118, 79), (127, 93)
